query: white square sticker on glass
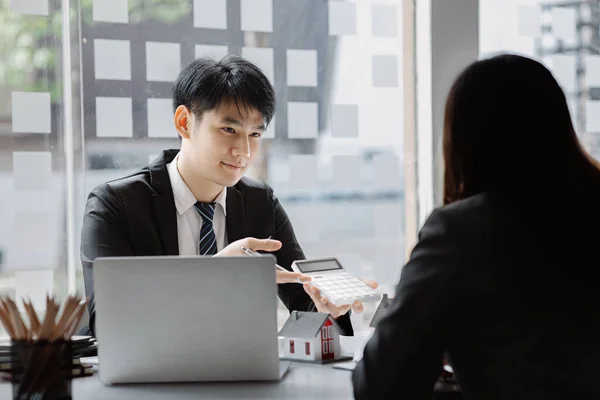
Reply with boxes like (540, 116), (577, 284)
(288, 102), (318, 139)
(586, 101), (600, 133)
(12, 92), (51, 134)
(287, 49), (318, 87)
(96, 97), (133, 138)
(551, 54), (576, 92)
(331, 104), (358, 138)
(12, 212), (56, 270)
(289, 155), (319, 191)
(93, 0), (129, 23)
(318, 202), (369, 239)
(372, 55), (399, 88)
(194, 0), (227, 29)
(147, 98), (175, 138)
(286, 204), (320, 243)
(552, 7), (576, 42)
(9, 0), (48, 15)
(241, 47), (274, 83)
(241, 0), (273, 33)
(517, 6), (541, 37)
(263, 117), (275, 139)
(94, 39), (131, 80)
(146, 42), (181, 82)
(329, 1), (357, 36)
(15, 271), (54, 311)
(585, 55), (600, 87)
(13, 151), (52, 192)
(373, 153), (400, 190)
(332, 155), (360, 191)
(371, 4), (397, 37)
(195, 45), (229, 61)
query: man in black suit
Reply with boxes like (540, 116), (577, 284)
(81, 56), (375, 336)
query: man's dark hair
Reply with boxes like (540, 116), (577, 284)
(172, 55), (275, 126)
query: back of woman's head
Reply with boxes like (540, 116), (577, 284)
(443, 53), (599, 204)
(443, 54), (600, 283)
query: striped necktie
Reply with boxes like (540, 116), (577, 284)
(194, 202), (218, 256)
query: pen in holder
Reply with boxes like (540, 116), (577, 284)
(0, 294), (86, 400)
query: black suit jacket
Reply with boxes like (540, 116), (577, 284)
(81, 149), (352, 336)
(353, 193), (600, 400)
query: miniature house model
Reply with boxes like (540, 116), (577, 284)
(278, 311), (341, 362)
(369, 294), (394, 328)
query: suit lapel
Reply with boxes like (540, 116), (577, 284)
(150, 150), (179, 255)
(226, 187), (246, 243)
(151, 194), (179, 255)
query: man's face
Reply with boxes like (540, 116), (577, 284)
(184, 101), (266, 187)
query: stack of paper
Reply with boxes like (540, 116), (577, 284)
(0, 336), (97, 379)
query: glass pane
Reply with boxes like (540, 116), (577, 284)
(1, 0), (413, 339)
(479, 0), (600, 160)
(0, 0), (68, 335)
(76, 1), (407, 333)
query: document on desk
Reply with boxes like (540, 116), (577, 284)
(80, 356), (99, 365)
(332, 360), (356, 371)
(334, 361), (451, 373)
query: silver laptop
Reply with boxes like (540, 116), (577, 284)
(93, 255), (289, 384)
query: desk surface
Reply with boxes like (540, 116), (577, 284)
(0, 361), (355, 399)
(0, 335), (367, 399)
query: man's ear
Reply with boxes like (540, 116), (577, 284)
(174, 105), (192, 139)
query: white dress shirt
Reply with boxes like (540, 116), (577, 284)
(167, 155), (228, 255)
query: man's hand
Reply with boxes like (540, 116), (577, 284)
(215, 237), (311, 284)
(216, 237), (281, 257)
(303, 278), (379, 318)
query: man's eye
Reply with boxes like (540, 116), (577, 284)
(223, 127), (235, 133)
(251, 132), (262, 138)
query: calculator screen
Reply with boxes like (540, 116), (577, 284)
(296, 259), (343, 273)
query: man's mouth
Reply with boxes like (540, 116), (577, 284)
(222, 162), (245, 169)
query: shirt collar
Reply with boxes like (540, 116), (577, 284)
(213, 185), (227, 216)
(167, 154), (227, 216)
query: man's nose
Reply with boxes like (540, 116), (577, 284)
(232, 135), (251, 158)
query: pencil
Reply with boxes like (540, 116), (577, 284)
(241, 246), (289, 272)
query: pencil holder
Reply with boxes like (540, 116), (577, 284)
(10, 340), (73, 400)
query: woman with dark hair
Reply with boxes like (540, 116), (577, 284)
(352, 54), (600, 399)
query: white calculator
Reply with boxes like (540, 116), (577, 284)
(291, 258), (380, 306)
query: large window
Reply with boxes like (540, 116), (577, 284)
(0, 0), (74, 329)
(480, 0), (600, 160)
(1, 0), (414, 334)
